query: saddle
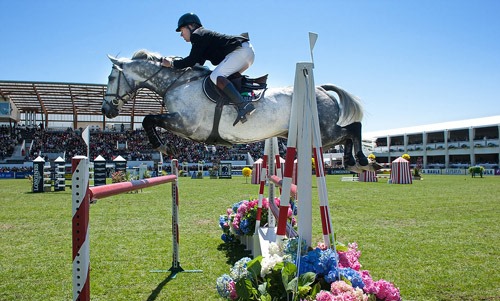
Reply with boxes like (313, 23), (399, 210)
(203, 73), (268, 146)
(203, 73), (268, 103)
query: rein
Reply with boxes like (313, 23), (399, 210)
(106, 61), (206, 107)
(162, 69), (207, 95)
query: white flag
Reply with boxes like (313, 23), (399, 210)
(82, 126), (90, 158)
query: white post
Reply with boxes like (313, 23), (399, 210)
(295, 62), (314, 246)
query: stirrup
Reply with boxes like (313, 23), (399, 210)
(233, 104), (256, 126)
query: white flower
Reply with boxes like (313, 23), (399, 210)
(268, 242), (283, 256)
(260, 254), (283, 277)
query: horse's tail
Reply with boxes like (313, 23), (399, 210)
(320, 84), (363, 127)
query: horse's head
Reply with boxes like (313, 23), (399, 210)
(102, 55), (138, 119)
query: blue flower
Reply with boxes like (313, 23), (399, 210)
(325, 269), (339, 283)
(216, 274), (234, 298)
(318, 248), (338, 274)
(221, 233), (233, 243)
(219, 215), (228, 229)
(230, 257), (251, 281)
(339, 267), (365, 289)
(240, 219), (251, 234)
(232, 201), (244, 213)
(284, 237), (309, 261)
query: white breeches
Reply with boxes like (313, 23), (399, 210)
(210, 42), (255, 84)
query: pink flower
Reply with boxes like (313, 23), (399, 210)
(261, 198), (270, 208)
(360, 270), (377, 294)
(237, 201), (248, 214)
(338, 243), (361, 271)
(315, 290), (335, 301)
(228, 280), (238, 300)
(328, 281), (369, 301)
(330, 281), (353, 295)
(248, 199), (258, 208)
(317, 242), (328, 250)
(374, 280), (401, 301)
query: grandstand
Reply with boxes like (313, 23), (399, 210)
(364, 115), (500, 169)
(1, 80), (498, 173)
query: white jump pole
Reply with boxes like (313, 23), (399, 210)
(267, 138), (277, 228)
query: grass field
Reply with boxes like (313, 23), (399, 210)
(0, 174), (499, 301)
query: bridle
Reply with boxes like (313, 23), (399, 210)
(105, 62), (165, 107)
(105, 64), (138, 106)
(105, 60), (208, 108)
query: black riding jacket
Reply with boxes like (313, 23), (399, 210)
(173, 27), (248, 69)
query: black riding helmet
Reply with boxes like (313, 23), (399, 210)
(176, 13), (202, 32)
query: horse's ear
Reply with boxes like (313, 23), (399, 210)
(107, 54), (120, 65)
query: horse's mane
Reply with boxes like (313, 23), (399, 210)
(132, 49), (162, 62)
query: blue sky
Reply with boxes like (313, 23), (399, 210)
(1, 0), (499, 133)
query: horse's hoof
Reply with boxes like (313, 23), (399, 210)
(356, 151), (369, 166)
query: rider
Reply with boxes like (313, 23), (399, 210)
(160, 12), (256, 126)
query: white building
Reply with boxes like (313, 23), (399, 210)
(363, 116), (500, 169)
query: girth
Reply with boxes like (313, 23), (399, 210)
(203, 74), (268, 146)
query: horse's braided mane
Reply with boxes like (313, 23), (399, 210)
(132, 49), (162, 61)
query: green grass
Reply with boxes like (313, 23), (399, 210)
(0, 175), (499, 300)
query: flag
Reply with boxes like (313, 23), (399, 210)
(82, 126), (90, 158)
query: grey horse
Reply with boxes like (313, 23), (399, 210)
(102, 50), (374, 172)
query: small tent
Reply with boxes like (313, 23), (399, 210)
(359, 170), (377, 182)
(251, 159), (263, 184)
(390, 157), (413, 184)
(251, 157), (285, 184)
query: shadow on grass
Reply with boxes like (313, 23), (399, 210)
(217, 240), (252, 265)
(146, 272), (177, 301)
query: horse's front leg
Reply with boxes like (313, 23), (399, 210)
(142, 113), (181, 156)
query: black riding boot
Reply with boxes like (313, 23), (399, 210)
(216, 76), (256, 126)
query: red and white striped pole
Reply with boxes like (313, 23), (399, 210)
(276, 63), (302, 243)
(72, 156), (90, 301)
(254, 143), (269, 233)
(273, 138), (283, 196)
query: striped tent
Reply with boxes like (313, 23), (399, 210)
(390, 157), (413, 184)
(251, 157), (286, 184)
(251, 159), (263, 184)
(359, 170), (377, 182)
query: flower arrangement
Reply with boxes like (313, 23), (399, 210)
(216, 238), (401, 301)
(219, 198), (297, 243)
(111, 170), (127, 183)
(413, 157), (423, 177)
(401, 154), (410, 161)
(242, 167), (252, 183)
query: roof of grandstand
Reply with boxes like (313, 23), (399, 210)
(0, 80), (165, 119)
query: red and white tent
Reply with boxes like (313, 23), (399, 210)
(390, 157), (413, 184)
(359, 170), (377, 182)
(251, 157), (286, 184)
(251, 159), (263, 184)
